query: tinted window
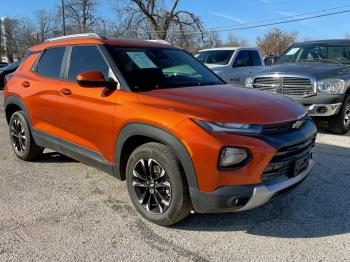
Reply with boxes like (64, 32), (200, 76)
(196, 50), (235, 65)
(68, 46), (109, 81)
(249, 51), (262, 66)
(108, 47), (223, 91)
(36, 47), (65, 78)
(234, 50), (251, 67)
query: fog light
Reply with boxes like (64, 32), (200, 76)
(219, 147), (249, 168)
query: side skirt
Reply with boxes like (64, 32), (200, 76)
(32, 129), (117, 177)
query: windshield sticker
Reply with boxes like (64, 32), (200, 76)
(126, 52), (157, 69)
(286, 48), (300, 55)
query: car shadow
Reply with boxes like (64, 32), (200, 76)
(37, 151), (77, 163)
(173, 142), (350, 238)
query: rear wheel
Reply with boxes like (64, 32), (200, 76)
(126, 142), (192, 226)
(328, 96), (350, 134)
(9, 111), (43, 161)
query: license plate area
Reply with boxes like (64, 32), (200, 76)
(294, 154), (310, 176)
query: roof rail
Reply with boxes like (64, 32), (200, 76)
(146, 39), (171, 45)
(44, 33), (104, 43)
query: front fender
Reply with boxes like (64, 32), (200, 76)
(115, 122), (199, 190)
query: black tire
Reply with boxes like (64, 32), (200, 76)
(126, 142), (192, 226)
(328, 96), (350, 134)
(9, 111), (43, 161)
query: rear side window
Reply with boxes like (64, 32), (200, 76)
(36, 47), (65, 78)
(68, 46), (109, 81)
(249, 51), (262, 66)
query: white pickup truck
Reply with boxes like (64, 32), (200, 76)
(195, 47), (265, 86)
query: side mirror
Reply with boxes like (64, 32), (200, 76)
(76, 71), (116, 89)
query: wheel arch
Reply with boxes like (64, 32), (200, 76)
(115, 123), (199, 190)
(4, 95), (32, 126)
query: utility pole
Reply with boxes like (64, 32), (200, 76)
(61, 0), (66, 36)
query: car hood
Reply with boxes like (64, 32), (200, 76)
(260, 63), (350, 79)
(204, 64), (227, 71)
(137, 85), (306, 124)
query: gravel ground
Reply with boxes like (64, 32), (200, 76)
(0, 90), (349, 262)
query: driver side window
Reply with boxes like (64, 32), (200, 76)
(234, 50), (250, 67)
(68, 46), (110, 81)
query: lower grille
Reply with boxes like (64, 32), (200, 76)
(253, 76), (315, 97)
(262, 137), (315, 183)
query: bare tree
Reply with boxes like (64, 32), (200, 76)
(35, 10), (58, 42)
(256, 28), (297, 56)
(113, 0), (205, 43)
(64, 0), (100, 33)
(219, 33), (248, 47)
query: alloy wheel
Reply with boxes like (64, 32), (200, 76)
(11, 119), (26, 153)
(131, 159), (172, 214)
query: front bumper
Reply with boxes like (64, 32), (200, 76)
(307, 103), (342, 116)
(190, 159), (314, 213)
(294, 94), (345, 117)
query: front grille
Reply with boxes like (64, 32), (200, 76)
(262, 137), (315, 183)
(253, 76), (315, 97)
(262, 115), (309, 135)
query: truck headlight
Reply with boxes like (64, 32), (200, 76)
(193, 119), (263, 134)
(219, 147), (249, 168)
(245, 77), (254, 88)
(317, 79), (345, 94)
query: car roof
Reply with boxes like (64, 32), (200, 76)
(29, 34), (177, 52)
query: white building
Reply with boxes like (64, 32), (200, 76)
(0, 17), (8, 63)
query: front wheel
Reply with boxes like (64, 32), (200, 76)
(126, 142), (192, 226)
(328, 96), (350, 134)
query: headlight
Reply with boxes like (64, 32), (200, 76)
(317, 79), (345, 94)
(193, 119), (262, 134)
(219, 147), (249, 169)
(245, 77), (253, 88)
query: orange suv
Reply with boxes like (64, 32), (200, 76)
(4, 34), (317, 226)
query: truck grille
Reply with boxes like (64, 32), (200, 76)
(262, 137), (315, 183)
(253, 76), (315, 97)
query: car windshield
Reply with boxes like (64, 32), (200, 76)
(276, 42), (350, 65)
(195, 50), (235, 65)
(108, 46), (224, 91)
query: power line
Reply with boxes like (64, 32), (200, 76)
(137, 5), (350, 35)
(206, 3), (350, 30)
(215, 8), (350, 33)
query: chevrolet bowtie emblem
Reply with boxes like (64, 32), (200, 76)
(292, 120), (304, 129)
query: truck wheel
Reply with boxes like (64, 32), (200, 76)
(9, 111), (44, 161)
(126, 142), (192, 226)
(328, 96), (350, 134)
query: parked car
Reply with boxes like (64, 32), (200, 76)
(246, 40), (350, 134)
(0, 62), (9, 68)
(195, 47), (265, 85)
(4, 33), (316, 226)
(0, 61), (20, 89)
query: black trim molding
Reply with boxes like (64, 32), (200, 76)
(116, 123), (199, 189)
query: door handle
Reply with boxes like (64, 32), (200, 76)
(21, 81), (30, 88)
(59, 88), (72, 96)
